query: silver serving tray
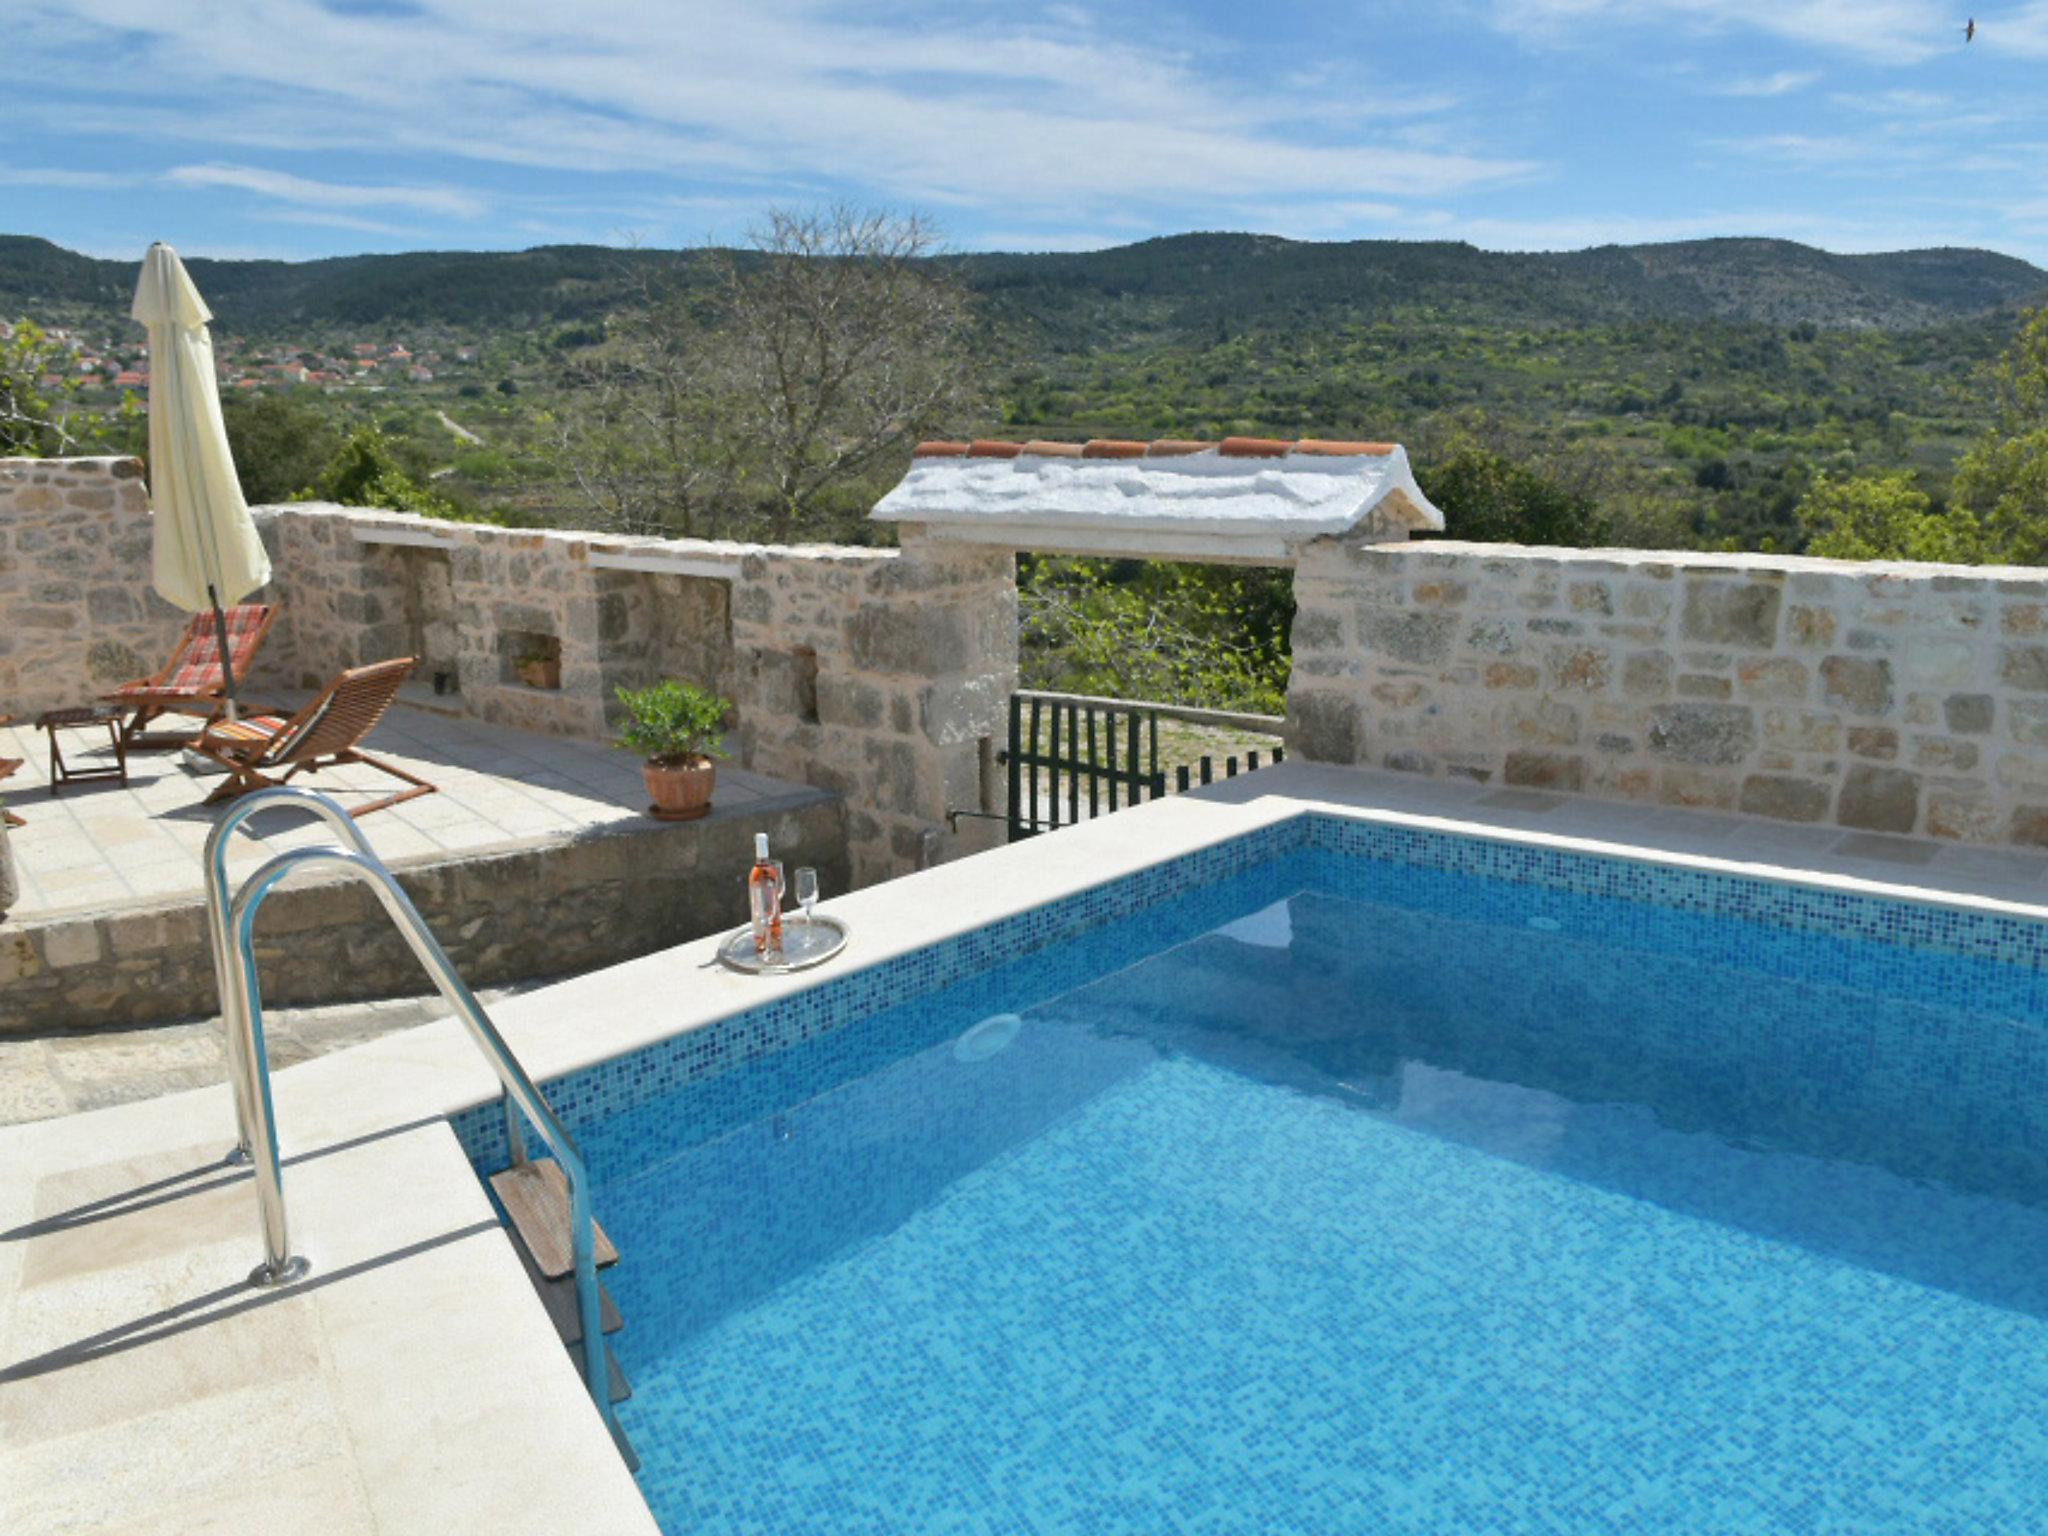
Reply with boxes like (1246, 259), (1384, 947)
(716, 913), (850, 974)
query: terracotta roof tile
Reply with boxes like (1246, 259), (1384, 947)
(916, 435), (1401, 463)
(1218, 436), (1292, 458)
(1295, 439), (1396, 457)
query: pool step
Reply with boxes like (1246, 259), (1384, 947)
(490, 1153), (636, 1471)
(606, 1346), (632, 1404)
(489, 1158), (620, 1278)
(517, 1245), (624, 1345)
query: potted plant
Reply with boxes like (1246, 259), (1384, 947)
(515, 639), (560, 690)
(616, 679), (731, 821)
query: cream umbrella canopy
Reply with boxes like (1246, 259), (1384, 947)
(131, 242), (271, 714)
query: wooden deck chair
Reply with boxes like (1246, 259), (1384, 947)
(193, 657), (434, 817)
(102, 603), (281, 749)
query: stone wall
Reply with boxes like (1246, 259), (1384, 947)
(728, 524), (1017, 879)
(0, 791), (845, 1032)
(0, 457), (231, 715)
(1288, 538), (2048, 846)
(0, 460), (1017, 891)
(254, 504), (1017, 883)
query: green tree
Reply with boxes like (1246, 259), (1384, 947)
(1417, 435), (1610, 546)
(304, 427), (460, 519)
(1, 319), (133, 455)
(1795, 471), (1981, 563)
(222, 391), (343, 503)
(1017, 558), (1291, 714)
(1954, 306), (2048, 564)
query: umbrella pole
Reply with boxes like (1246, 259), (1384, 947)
(209, 583), (240, 723)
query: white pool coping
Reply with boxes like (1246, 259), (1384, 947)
(8, 760), (2048, 1532)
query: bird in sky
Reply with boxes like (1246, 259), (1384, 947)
(1966, 16), (1976, 40)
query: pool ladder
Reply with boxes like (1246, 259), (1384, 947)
(203, 785), (637, 1469)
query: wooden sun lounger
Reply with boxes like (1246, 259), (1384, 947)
(102, 603), (281, 749)
(192, 657), (435, 818)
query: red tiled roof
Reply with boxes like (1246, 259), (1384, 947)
(1295, 438), (1399, 457)
(912, 436), (1397, 461)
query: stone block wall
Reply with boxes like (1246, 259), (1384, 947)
(255, 504), (1017, 883)
(0, 791), (845, 1032)
(1288, 539), (2048, 846)
(728, 524), (1017, 881)
(0, 456), (231, 715)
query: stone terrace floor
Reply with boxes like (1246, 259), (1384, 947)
(2, 695), (791, 920)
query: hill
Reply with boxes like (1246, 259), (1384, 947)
(5, 232), (2044, 338)
(6, 231), (2044, 555)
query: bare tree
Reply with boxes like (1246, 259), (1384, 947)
(713, 207), (984, 540)
(546, 275), (738, 539)
(549, 209), (983, 541)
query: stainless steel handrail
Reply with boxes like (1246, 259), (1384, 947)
(203, 788), (383, 1162)
(203, 786), (612, 1428)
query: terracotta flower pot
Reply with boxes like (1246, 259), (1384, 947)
(644, 757), (716, 821)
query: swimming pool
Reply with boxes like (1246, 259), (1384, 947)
(457, 815), (2048, 1533)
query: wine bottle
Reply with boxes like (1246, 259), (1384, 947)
(748, 832), (784, 961)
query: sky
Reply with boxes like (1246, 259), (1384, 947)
(4, 0), (2048, 265)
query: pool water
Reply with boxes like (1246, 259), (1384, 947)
(588, 850), (2048, 1534)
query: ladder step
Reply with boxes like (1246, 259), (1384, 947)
(521, 1250), (624, 1346)
(609, 1415), (640, 1474)
(489, 1159), (619, 1279)
(607, 1345), (632, 1404)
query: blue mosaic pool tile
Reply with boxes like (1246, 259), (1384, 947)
(453, 812), (2048, 1179)
(452, 819), (1309, 1170)
(597, 886), (2048, 1534)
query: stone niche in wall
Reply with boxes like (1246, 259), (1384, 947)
(594, 568), (736, 721)
(500, 628), (562, 690)
(376, 543), (462, 694)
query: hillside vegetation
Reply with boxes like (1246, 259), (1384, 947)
(9, 232), (2043, 333)
(6, 229), (2045, 555)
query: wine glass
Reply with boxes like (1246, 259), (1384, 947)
(795, 867), (819, 924)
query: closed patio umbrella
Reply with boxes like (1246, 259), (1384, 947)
(131, 242), (271, 716)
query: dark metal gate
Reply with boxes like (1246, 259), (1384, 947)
(1001, 690), (1284, 841)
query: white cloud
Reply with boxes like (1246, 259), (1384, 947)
(253, 209), (415, 237)
(1490, 0), (1959, 63)
(1713, 133), (1891, 167)
(164, 163), (485, 218)
(1971, 3), (2048, 56)
(0, 165), (137, 190)
(12, 0), (1532, 223)
(1713, 69), (1821, 96)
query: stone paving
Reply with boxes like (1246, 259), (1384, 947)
(0, 692), (791, 920)
(0, 983), (534, 1127)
